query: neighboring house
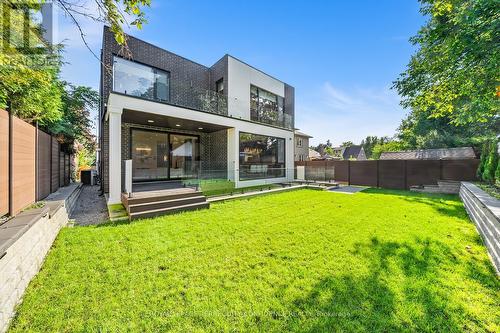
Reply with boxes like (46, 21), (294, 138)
(380, 147), (476, 160)
(294, 130), (312, 161)
(331, 145), (367, 160)
(309, 149), (322, 160)
(99, 27), (295, 204)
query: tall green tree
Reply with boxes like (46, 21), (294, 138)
(393, 0), (499, 130)
(361, 136), (390, 159)
(47, 83), (99, 152)
(371, 141), (407, 160)
(0, 0), (63, 123)
(397, 111), (490, 149)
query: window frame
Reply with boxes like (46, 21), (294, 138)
(250, 85), (285, 126)
(112, 55), (171, 103)
(216, 78), (224, 95)
(238, 131), (286, 181)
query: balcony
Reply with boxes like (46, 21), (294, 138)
(113, 56), (227, 116)
(169, 81), (228, 116)
(250, 107), (293, 129)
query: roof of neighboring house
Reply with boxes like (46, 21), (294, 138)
(379, 147), (476, 160)
(342, 145), (365, 160)
(309, 149), (322, 159)
(294, 131), (313, 138)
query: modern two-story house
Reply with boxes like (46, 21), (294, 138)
(99, 27), (295, 206)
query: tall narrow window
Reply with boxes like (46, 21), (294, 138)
(113, 56), (170, 102)
(216, 78), (224, 95)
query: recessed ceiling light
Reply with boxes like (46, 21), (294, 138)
(175, 124), (181, 127)
(198, 127), (203, 130)
(147, 119), (154, 123)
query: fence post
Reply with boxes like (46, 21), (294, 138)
(8, 104), (13, 216)
(439, 159), (443, 180)
(376, 160), (380, 188)
(347, 160), (351, 185)
(35, 122), (38, 201)
(324, 160), (327, 182)
(49, 136), (53, 192)
(404, 160), (408, 190)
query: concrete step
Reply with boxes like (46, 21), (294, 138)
(128, 195), (207, 213)
(129, 201), (210, 220)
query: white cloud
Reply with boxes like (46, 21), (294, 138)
(295, 82), (406, 146)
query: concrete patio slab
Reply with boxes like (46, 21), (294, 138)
(328, 186), (368, 194)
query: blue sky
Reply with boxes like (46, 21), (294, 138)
(57, 0), (425, 146)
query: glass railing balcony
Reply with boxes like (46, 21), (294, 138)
(169, 81), (228, 116)
(250, 107), (293, 129)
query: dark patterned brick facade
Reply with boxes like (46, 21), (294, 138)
(100, 27), (230, 192)
(209, 55), (228, 97)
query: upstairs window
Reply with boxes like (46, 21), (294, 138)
(113, 56), (170, 102)
(216, 78), (224, 95)
(250, 85), (285, 127)
(296, 138), (303, 147)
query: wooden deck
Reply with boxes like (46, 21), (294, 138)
(121, 181), (208, 220)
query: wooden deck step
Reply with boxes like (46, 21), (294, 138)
(122, 187), (209, 220)
(129, 201), (210, 220)
(128, 195), (207, 213)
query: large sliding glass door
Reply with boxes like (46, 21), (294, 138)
(170, 134), (199, 179)
(131, 129), (199, 182)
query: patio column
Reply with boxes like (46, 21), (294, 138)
(107, 106), (122, 204)
(227, 128), (238, 186)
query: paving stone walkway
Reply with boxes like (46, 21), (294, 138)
(328, 185), (368, 194)
(70, 185), (108, 226)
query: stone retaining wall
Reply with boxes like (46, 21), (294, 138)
(460, 182), (500, 274)
(0, 183), (81, 333)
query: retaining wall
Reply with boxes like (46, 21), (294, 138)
(460, 182), (500, 274)
(0, 183), (81, 333)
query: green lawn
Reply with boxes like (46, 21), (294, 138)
(9, 189), (499, 332)
(183, 179), (279, 197)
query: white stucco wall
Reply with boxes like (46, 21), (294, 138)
(227, 56), (285, 120)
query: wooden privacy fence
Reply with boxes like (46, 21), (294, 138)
(0, 109), (72, 217)
(295, 159), (480, 189)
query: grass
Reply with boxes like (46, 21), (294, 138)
(184, 179), (279, 197)
(9, 189), (499, 332)
(107, 203), (128, 221)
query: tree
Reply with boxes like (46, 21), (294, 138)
(361, 136), (390, 159)
(56, 0), (151, 57)
(393, 0), (499, 129)
(478, 139), (499, 183)
(397, 111), (491, 149)
(46, 83), (99, 152)
(0, 0), (63, 123)
(341, 141), (354, 147)
(371, 141), (406, 160)
(1, 1), (151, 124)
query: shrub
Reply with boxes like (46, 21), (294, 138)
(478, 139), (499, 184)
(496, 160), (500, 187)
